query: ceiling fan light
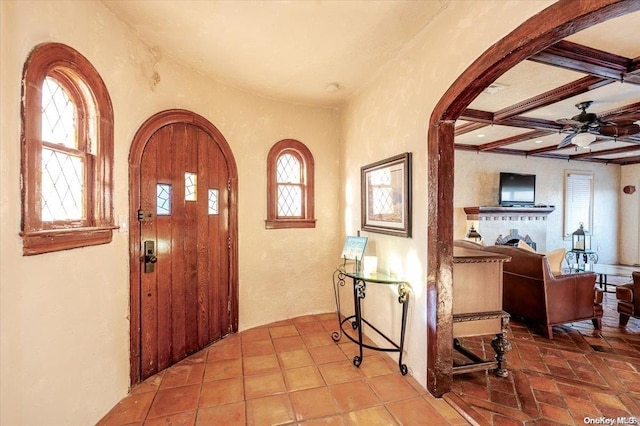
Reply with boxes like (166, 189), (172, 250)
(572, 132), (596, 147)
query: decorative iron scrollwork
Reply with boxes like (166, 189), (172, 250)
(332, 269), (348, 342)
(355, 281), (366, 299)
(397, 283), (409, 304)
(353, 355), (362, 367)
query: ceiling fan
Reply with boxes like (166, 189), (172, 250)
(556, 101), (640, 148)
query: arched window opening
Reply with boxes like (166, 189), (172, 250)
(21, 43), (115, 255)
(266, 139), (315, 229)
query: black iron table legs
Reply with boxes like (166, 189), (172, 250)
(332, 269), (410, 375)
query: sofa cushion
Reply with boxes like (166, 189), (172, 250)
(517, 240), (536, 252)
(545, 248), (566, 275)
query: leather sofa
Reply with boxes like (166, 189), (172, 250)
(482, 245), (603, 339)
(616, 272), (640, 327)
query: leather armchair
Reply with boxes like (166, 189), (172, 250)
(616, 272), (640, 326)
(483, 245), (603, 339)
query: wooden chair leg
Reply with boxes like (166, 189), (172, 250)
(541, 326), (553, 339)
(619, 314), (630, 327)
(592, 318), (602, 330)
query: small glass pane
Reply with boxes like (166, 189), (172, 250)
(369, 168), (391, 186)
(208, 189), (219, 215)
(41, 148), (83, 221)
(276, 154), (301, 183)
(157, 184), (171, 215)
(41, 77), (77, 148)
(372, 188), (394, 215)
(277, 184), (302, 216)
(185, 172), (197, 201)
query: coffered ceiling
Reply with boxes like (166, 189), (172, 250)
(455, 11), (640, 165)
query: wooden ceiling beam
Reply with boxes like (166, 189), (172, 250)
(453, 144), (479, 152)
(452, 42), (640, 164)
(598, 100), (640, 121)
(455, 76), (612, 136)
(631, 56), (640, 74)
(457, 100), (640, 145)
(526, 143), (568, 155)
(454, 122), (486, 136)
(570, 144), (640, 160)
(498, 116), (563, 132)
(493, 75), (612, 121)
(616, 155), (640, 165)
(458, 109), (494, 124)
(478, 130), (553, 151)
(528, 40), (640, 85)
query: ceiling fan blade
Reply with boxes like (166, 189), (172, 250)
(598, 123), (640, 137)
(557, 133), (574, 149)
(556, 118), (582, 126)
(604, 112), (640, 123)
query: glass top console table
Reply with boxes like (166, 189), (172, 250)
(331, 267), (410, 375)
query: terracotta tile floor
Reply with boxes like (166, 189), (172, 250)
(99, 286), (640, 425)
(449, 290), (640, 425)
(98, 313), (468, 425)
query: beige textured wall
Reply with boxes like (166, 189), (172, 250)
(340, 0), (553, 388)
(620, 164), (640, 265)
(0, 1), (340, 424)
(454, 151), (620, 263)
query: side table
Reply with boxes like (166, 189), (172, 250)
(331, 267), (410, 375)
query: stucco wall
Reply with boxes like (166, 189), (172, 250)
(0, 1), (340, 424)
(454, 151), (620, 264)
(340, 0), (554, 390)
(620, 164), (640, 265)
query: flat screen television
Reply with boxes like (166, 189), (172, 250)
(499, 172), (536, 206)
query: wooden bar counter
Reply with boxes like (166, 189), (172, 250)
(452, 243), (512, 377)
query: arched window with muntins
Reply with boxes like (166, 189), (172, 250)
(21, 43), (115, 255)
(266, 139), (315, 229)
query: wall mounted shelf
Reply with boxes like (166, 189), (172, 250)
(464, 206), (555, 221)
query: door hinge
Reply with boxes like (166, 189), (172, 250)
(137, 210), (153, 222)
(228, 236), (231, 249)
(227, 300), (232, 313)
(227, 178), (231, 191)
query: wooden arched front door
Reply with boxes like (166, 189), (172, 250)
(129, 110), (238, 383)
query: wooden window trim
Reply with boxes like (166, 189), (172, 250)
(21, 43), (115, 255)
(266, 139), (316, 229)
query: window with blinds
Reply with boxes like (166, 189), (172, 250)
(564, 171), (593, 237)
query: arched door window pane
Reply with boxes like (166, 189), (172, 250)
(266, 139), (315, 229)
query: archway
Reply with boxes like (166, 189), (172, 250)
(426, 0), (640, 396)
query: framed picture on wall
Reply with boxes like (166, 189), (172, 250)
(361, 152), (412, 238)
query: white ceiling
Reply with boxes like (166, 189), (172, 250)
(102, 0), (448, 106)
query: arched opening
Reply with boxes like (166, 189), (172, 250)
(426, 0), (640, 396)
